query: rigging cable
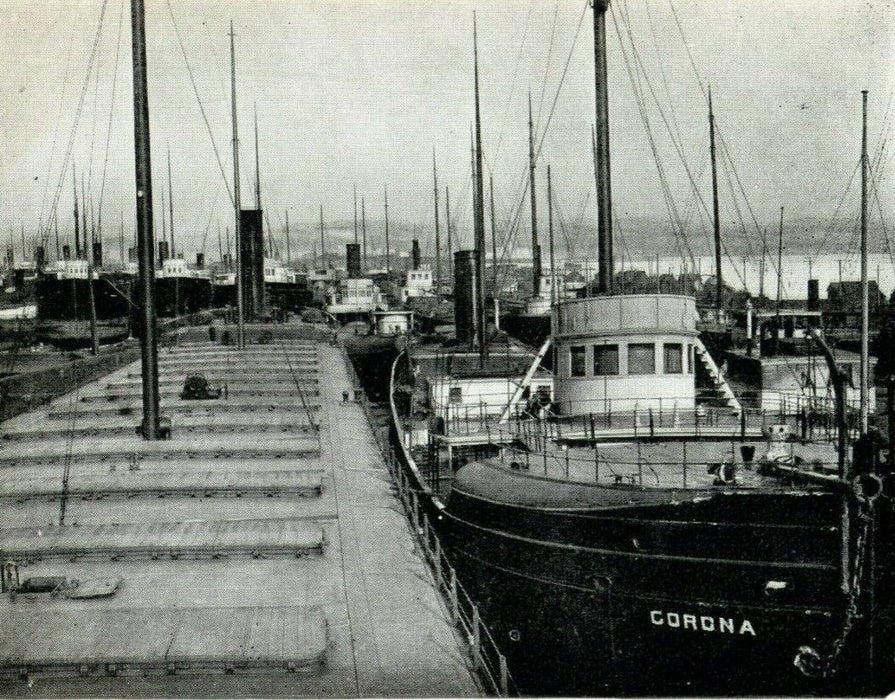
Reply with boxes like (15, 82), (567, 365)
(37, 15), (77, 240)
(166, 0), (235, 207)
(96, 0), (126, 244)
(38, 0), (111, 252)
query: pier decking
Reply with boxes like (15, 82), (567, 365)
(0, 325), (478, 696)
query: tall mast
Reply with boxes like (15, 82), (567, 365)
(73, 163), (80, 260)
(254, 103), (261, 211)
(528, 91), (541, 297)
(167, 143), (175, 257)
(160, 185), (166, 257)
(433, 149), (441, 288)
(81, 174), (87, 257)
(361, 197), (367, 270)
(860, 90), (869, 434)
(217, 222), (223, 264)
(548, 164), (556, 306)
(353, 185), (358, 245)
(445, 185), (452, 281)
(131, 0), (161, 439)
(119, 211), (124, 262)
(472, 11), (487, 365)
(593, 0), (613, 294)
(230, 20), (245, 349)
(285, 210), (291, 264)
(709, 86), (722, 320)
(384, 185), (390, 276)
(319, 205), (325, 266)
(54, 211), (60, 262)
(490, 173), (497, 294)
(776, 206), (784, 313)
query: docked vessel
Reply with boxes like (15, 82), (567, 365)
(385, 2), (894, 695)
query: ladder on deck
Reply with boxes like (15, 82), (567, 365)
(693, 339), (742, 414)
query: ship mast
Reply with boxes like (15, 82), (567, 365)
(230, 20), (245, 349)
(548, 164), (556, 307)
(384, 185), (390, 276)
(592, 0), (613, 294)
(130, 0), (161, 438)
(319, 205), (325, 266)
(709, 87), (722, 320)
(472, 11), (487, 365)
(860, 89), (869, 434)
(284, 210), (291, 265)
(167, 143), (175, 258)
(445, 186), (452, 282)
(490, 173), (497, 294)
(361, 197), (367, 270)
(73, 163), (80, 260)
(433, 149), (441, 289)
(528, 91), (541, 298)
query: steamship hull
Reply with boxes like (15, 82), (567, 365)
(441, 462), (893, 696)
(210, 281), (311, 313)
(266, 280), (312, 312)
(35, 273), (132, 321)
(154, 276), (212, 317)
(500, 311), (551, 350)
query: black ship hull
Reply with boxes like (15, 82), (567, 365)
(500, 312), (551, 350)
(35, 273), (133, 321)
(443, 462), (893, 696)
(211, 281), (311, 314)
(154, 276), (212, 317)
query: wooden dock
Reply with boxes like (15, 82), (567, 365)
(0, 326), (479, 696)
(0, 606), (327, 677)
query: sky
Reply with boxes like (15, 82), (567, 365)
(0, 0), (892, 263)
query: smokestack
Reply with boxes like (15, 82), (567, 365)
(196, 253), (205, 269)
(807, 279), (819, 311)
(346, 243), (361, 279)
(240, 209), (265, 320)
(223, 253), (233, 271)
(411, 239), (421, 270)
(454, 249), (479, 350)
(92, 241), (103, 268)
(62, 245), (71, 261)
(128, 246), (137, 263)
(34, 246), (46, 270)
(158, 240), (170, 264)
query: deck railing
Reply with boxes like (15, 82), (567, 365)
(344, 345), (517, 696)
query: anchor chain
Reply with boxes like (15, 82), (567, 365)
(794, 490), (876, 679)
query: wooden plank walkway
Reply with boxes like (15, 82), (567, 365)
(0, 468), (325, 501)
(0, 606), (327, 677)
(0, 444), (321, 470)
(1, 420), (319, 442)
(47, 401), (322, 419)
(0, 519), (325, 562)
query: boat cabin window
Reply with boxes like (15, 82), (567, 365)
(570, 346), (586, 377)
(663, 343), (683, 374)
(628, 343), (655, 375)
(592, 344), (619, 376)
(449, 387), (463, 404)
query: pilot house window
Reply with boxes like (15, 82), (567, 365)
(593, 344), (619, 376)
(570, 346), (586, 377)
(448, 387), (463, 404)
(663, 343), (683, 374)
(628, 343), (655, 375)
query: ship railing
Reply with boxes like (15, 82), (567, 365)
(345, 345), (517, 696)
(482, 430), (844, 489)
(430, 393), (843, 445)
(388, 447), (517, 697)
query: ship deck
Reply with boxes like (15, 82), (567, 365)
(0, 324), (478, 697)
